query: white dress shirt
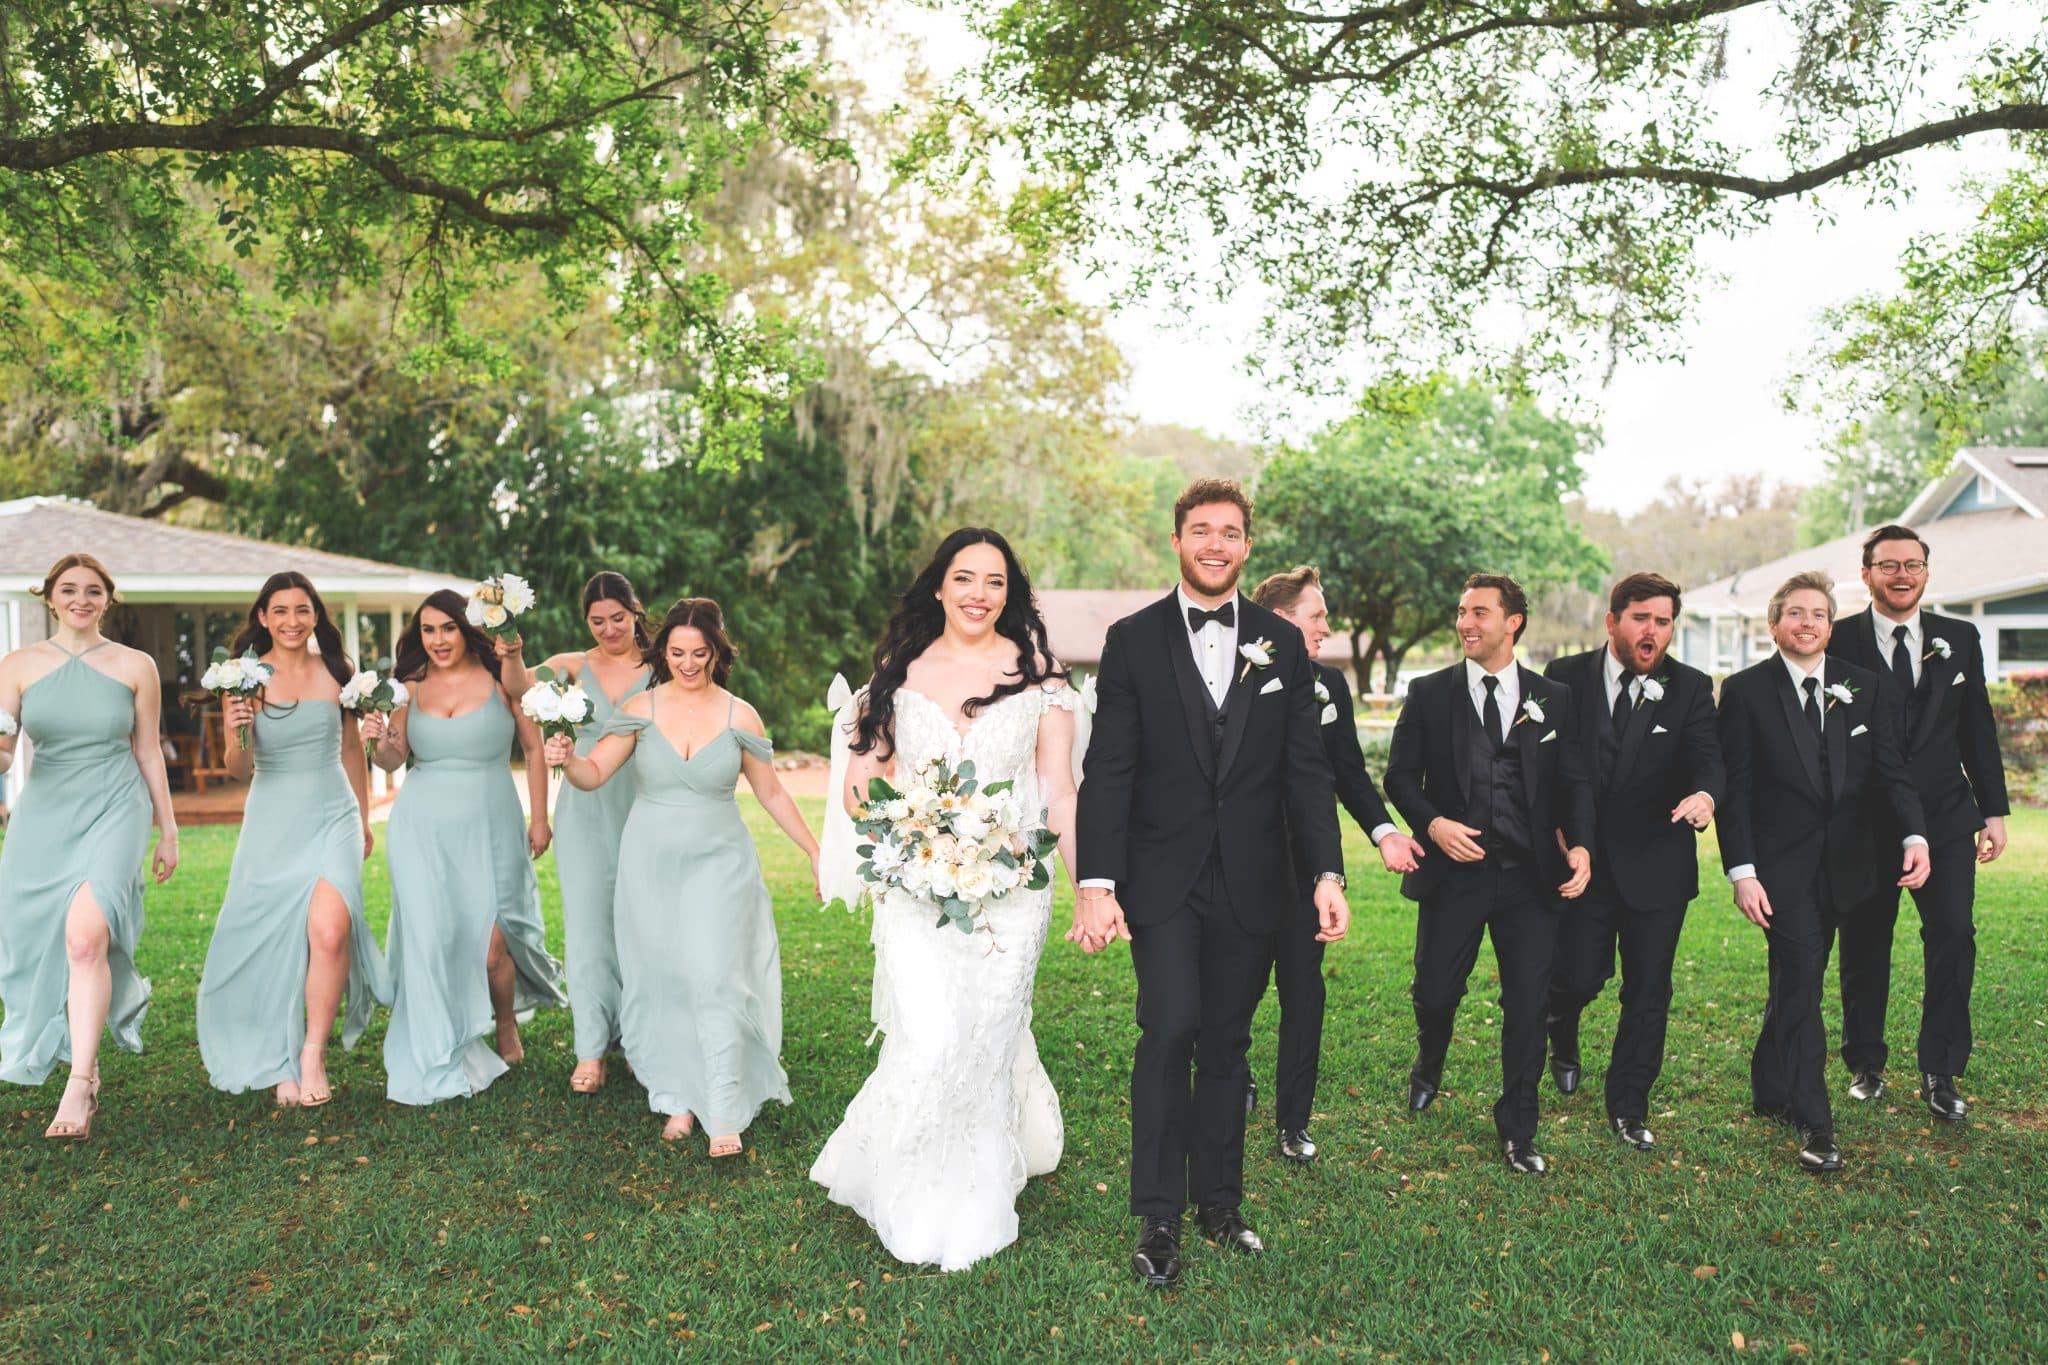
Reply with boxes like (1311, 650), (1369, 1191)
(1179, 584), (1238, 709)
(1872, 606), (1923, 688)
(1464, 656), (1519, 744)
(1725, 653), (1924, 885)
(1603, 645), (1638, 715)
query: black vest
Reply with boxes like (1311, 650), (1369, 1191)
(1467, 707), (1534, 865)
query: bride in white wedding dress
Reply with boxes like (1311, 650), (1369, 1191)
(810, 528), (1086, 1272)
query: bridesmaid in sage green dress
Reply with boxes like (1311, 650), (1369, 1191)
(501, 571), (652, 1095)
(197, 572), (390, 1106)
(0, 553), (179, 1141)
(366, 589), (565, 1105)
(547, 597), (819, 1155)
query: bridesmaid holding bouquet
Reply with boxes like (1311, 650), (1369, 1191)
(502, 572), (653, 1095)
(0, 554), (179, 1140)
(546, 598), (818, 1155)
(195, 571), (392, 1106)
(366, 590), (565, 1104)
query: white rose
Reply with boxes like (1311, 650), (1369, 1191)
(1314, 678), (1330, 703)
(883, 798), (911, 822)
(1521, 698), (1545, 725)
(340, 671), (376, 708)
(1639, 676), (1665, 703)
(483, 604), (510, 629)
(898, 860), (929, 894)
(386, 679), (410, 708)
(465, 596), (488, 626)
(988, 860), (1020, 893)
(0, 708), (17, 737)
(559, 688), (592, 724)
(523, 685), (564, 723)
(200, 663), (223, 690)
(928, 833), (960, 865)
(955, 862), (994, 900)
(926, 864), (957, 899)
(952, 811), (992, 845)
(1239, 640), (1273, 668)
(965, 791), (992, 817)
(500, 574), (535, 614)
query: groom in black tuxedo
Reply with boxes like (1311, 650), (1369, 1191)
(1076, 479), (1347, 1290)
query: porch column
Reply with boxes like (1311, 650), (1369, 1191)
(341, 595), (361, 668)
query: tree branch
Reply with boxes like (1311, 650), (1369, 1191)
(206, 0), (443, 130)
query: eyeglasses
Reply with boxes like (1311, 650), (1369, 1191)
(1870, 559), (1928, 576)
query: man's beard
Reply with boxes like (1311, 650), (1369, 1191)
(1180, 551), (1243, 597)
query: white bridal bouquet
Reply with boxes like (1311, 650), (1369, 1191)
(465, 572), (535, 641)
(339, 661), (410, 763)
(851, 757), (1058, 938)
(520, 667), (593, 764)
(201, 648), (274, 750)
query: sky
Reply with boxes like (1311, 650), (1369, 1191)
(897, 3), (2019, 515)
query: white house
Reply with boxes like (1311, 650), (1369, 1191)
(1, 497), (466, 805)
(1680, 447), (2048, 677)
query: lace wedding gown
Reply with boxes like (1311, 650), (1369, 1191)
(810, 682), (1076, 1272)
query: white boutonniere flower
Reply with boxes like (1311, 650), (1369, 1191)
(1237, 638), (1274, 683)
(1313, 678), (1330, 704)
(1923, 637), (1952, 662)
(1824, 680), (1857, 711)
(1513, 697), (1545, 728)
(1639, 675), (1667, 704)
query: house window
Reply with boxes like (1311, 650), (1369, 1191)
(1998, 628), (2048, 666)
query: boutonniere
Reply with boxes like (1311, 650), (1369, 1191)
(1824, 680), (1857, 711)
(1923, 637), (1952, 662)
(1237, 638), (1274, 683)
(1638, 675), (1668, 704)
(1313, 678), (1330, 704)
(1512, 697), (1545, 728)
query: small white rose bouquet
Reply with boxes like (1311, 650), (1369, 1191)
(0, 706), (17, 737)
(520, 666), (594, 764)
(851, 757), (1058, 938)
(201, 647), (274, 750)
(1923, 637), (1953, 662)
(465, 572), (535, 641)
(339, 659), (410, 763)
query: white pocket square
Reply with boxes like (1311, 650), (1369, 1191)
(1258, 676), (1283, 695)
(1652, 724), (1669, 735)
(1953, 671), (1965, 685)
(1851, 724), (1869, 737)
(1539, 729), (1557, 744)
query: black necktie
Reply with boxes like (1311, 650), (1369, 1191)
(1187, 601), (1235, 632)
(1482, 675), (1503, 751)
(1611, 676), (1633, 734)
(1891, 624), (1914, 696)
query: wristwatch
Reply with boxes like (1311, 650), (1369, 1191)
(1315, 872), (1347, 890)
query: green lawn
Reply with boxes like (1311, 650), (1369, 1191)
(2, 805), (2045, 1359)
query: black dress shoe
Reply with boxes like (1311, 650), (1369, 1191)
(1244, 1077), (1257, 1118)
(1548, 1021), (1582, 1096)
(1847, 1070), (1886, 1102)
(1407, 1077), (1440, 1113)
(1197, 1204), (1264, 1254)
(1501, 1139), (1547, 1175)
(1550, 1055), (1582, 1096)
(1751, 1101), (1794, 1127)
(1131, 1216), (1182, 1288)
(1921, 1073), (1967, 1122)
(1277, 1128), (1317, 1164)
(1610, 1115), (1654, 1150)
(1796, 1128), (1844, 1175)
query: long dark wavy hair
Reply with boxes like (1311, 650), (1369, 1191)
(851, 527), (1064, 759)
(231, 571), (356, 689)
(646, 597), (736, 686)
(393, 589), (503, 684)
(584, 570), (653, 651)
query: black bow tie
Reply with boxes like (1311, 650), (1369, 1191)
(1187, 601), (1235, 632)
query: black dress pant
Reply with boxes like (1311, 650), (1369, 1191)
(1408, 860), (1558, 1142)
(1838, 830), (1977, 1077)
(1544, 875), (1688, 1120)
(1128, 855), (1276, 1218)
(1751, 880), (1839, 1136)
(1270, 903), (1324, 1132)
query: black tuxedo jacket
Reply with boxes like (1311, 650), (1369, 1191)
(1383, 661), (1596, 910)
(1714, 654), (1926, 912)
(1826, 608), (2010, 844)
(1315, 662), (1395, 837)
(1076, 591), (1343, 931)
(1544, 648), (1725, 908)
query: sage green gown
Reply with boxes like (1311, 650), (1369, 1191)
(606, 697), (790, 1133)
(383, 692), (566, 1104)
(0, 642), (152, 1085)
(196, 700), (392, 1092)
(552, 664), (649, 1061)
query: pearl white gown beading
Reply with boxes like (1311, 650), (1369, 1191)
(810, 681), (1077, 1272)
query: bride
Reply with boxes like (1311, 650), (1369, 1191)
(810, 527), (1085, 1272)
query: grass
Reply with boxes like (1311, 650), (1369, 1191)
(1, 804), (2045, 1360)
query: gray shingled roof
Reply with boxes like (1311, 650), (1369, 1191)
(0, 497), (454, 585)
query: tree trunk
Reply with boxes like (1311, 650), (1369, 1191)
(1351, 627), (1372, 695)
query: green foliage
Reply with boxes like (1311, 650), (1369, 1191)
(1256, 376), (1608, 691)
(1988, 670), (2048, 775)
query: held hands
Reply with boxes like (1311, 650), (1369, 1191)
(1312, 879), (1350, 943)
(1071, 891), (1132, 954)
(1427, 816), (1486, 862)
(1670, 791), (1715, 830)
(1377, 831), (1425, 874)
(1977, 815), (2008, 865)
(1733, 875), (1772, 928)
(1899, 842), (1931, 890)
(527, 816), (551, 859)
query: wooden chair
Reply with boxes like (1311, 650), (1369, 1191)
(184, 707), (233, 795)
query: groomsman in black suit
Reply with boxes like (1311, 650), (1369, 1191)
(1248, 566), (1427, 1165)
(1385, 574), (1595, 1175)
(1826, 525), (2009, 1120)
(1542, 573), (1725, 1151)
(1716, 571), (1928, 1174)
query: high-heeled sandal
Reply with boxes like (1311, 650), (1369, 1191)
(43, 1067), (99, 1142)
(708, 1134), (743, 1159)
(570, 1059), (606, 1095)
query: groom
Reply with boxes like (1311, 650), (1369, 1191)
(1076, 478), (1348, 1289)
